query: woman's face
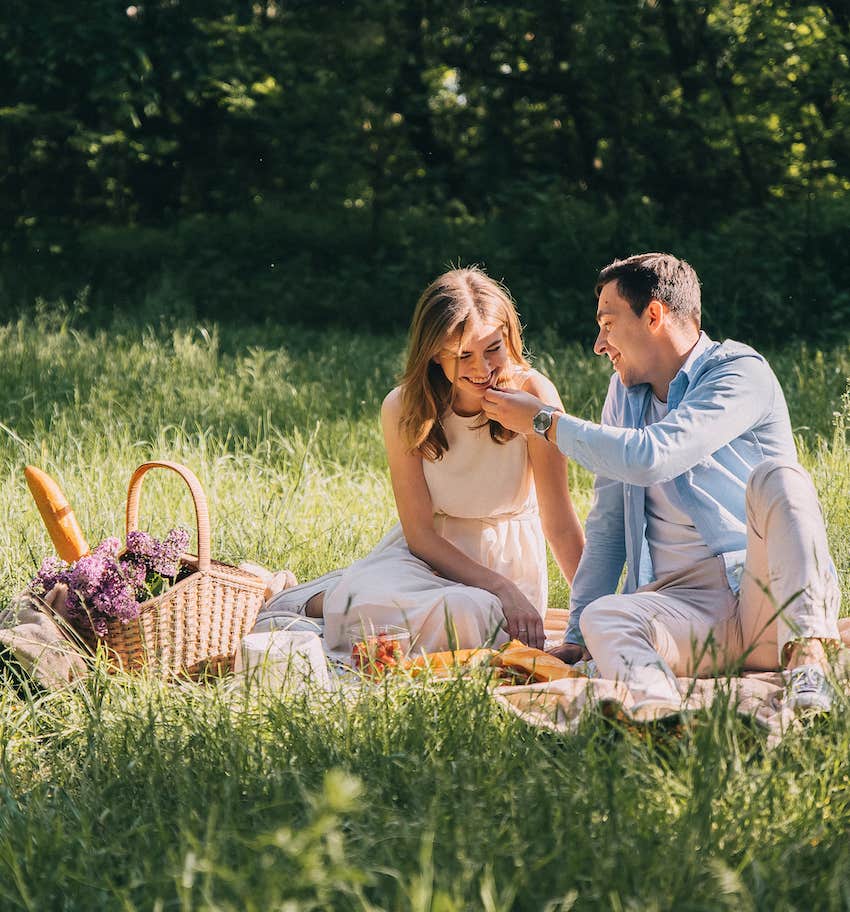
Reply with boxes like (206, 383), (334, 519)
(434, 318), (510, 414)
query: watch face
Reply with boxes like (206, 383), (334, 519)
(533, 409), (552, 433)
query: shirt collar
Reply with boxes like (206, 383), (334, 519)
(677, 331), (713, 380)
(625, 330), (714, 416)
(667, 331), (714, 406)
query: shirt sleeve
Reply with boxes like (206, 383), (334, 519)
(554, 356), (773, 486)
(565, 474), (626, 646)
(564, 380), (626, 646)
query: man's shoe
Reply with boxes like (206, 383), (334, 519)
(782, 664), (834, 714)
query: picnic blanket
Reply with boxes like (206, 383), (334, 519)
(496, 673), (780, 735)
(490, 606), (848, 745)
(0, 593), (88, 689)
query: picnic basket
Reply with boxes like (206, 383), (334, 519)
(89, 460), (266, 677)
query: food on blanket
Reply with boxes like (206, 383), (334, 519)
(401, 641), (578, 685)
(25, 466), (90, 563)
(349, 625), (412, 675)
(491, 640), (581, 683)
(404, 647), (496, 677)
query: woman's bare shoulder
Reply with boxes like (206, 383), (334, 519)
(381, 385), (405, 417)
(516, 368), (560, 401)
(381, 386), (408, 439)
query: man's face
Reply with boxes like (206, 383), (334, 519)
(593, 281), (658, 388)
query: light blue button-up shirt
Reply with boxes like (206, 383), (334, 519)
(555, 332), (797, 647)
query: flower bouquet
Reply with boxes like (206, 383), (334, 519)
(30, 528), (191, 639)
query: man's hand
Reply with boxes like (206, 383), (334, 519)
(547, 642), (590, 665)
(481, 388), (545, 435)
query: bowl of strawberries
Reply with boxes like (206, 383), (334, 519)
(348, 623), (411, 676)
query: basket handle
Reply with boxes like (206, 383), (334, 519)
(125, 461), (211, 572)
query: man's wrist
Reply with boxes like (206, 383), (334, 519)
(544, 411), (562, 443)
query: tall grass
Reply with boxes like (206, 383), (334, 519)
(2, 666), (850, 910)
(0, 318), (849, 909)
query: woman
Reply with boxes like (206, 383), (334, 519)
(254, 267), (584, 653)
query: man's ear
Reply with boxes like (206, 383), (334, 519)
(645, 299), (666, 333)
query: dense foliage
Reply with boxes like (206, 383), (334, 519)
(3, 1), (850, 338)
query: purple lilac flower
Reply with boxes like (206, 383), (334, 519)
(125, 530), (157, 561)
(100, 537), (122, 559)
(66, 551), (108, 598)
(118, 555), (148, 590)
(125, 526), (189, 579)
(156, 527), (190, 576)
(28, 528), (187, 637)
(28, 527), (188, 637)
(89, 568), (139, 623)
(31, 555), (69, 597)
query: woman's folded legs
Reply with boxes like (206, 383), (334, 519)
(322, 580), (509, 652)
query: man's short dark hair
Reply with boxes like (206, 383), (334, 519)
(595, 253), (701, 326)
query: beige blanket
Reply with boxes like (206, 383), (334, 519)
(0, 594), (88, 689)
(495, 659), (849, 747)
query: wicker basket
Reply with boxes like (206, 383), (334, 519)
(91, 461), (266, 677)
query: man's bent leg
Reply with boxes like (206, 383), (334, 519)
(739, 458), (840, 671)
(580, 566), (736, 707)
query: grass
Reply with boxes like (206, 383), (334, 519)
(0, 315), (849, 909)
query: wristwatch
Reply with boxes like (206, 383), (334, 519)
(531, 405), (559, 439)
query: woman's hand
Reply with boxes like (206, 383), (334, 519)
(496, 583), (545, 649)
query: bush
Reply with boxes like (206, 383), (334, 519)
(3, 193), (849, 345)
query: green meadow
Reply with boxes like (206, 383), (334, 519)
(0, 316), (849, 910)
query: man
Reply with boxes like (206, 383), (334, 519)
(482, 253), (840, 715)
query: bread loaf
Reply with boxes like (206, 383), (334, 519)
(25, 466), (90, 563)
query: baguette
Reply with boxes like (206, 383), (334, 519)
(25, 466), (90, 563)
(492, 639), (580, 682)
(404, 647), (495, 677)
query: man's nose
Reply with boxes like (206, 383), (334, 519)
(593, 329), (606, 356)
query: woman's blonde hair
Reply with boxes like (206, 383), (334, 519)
(399, 266), (530, 460)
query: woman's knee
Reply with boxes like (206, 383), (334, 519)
(431, 589), (505, 647)
(443, 589), (502, 626)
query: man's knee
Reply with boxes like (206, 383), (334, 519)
(580, 595), (634, 643)
(747, 457), (812, 503)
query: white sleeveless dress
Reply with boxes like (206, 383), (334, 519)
(255, 409), (547, 653)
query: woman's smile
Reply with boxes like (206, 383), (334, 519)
(434, 319), (509, 411)
(464, 372), (494, 389)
